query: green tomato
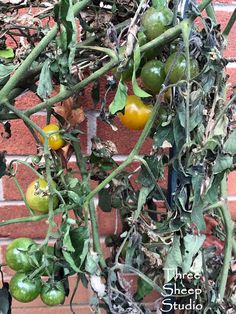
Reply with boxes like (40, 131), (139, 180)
(165, 52), (199, 84)
(6, 238), (38, 272)
(141, 7), (173, 41)
(141, 60), (166, 94)
(9, 272), (42, 303)
(40, 281), (65, 306)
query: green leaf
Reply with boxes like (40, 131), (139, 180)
(63, 226), (89, 273)
(132, 44), (151, 98)
(224, 129), (236, 155)
(138, 155), (164, 187)
(0, 64), (15, 83)
(212, 153), (233, 174)
(213, 116), (228, 138)
(85, 251), (100, 274)
(164, 235), (182, 282)
(173, 116), (185, 150)
(0, 48), (14, 59)
(134, 277), (153, 301)
(191, 170), (206, 230)
(189, 90), (204, 131)
(205, 173), (224, 203)
(68, 177), (80, 189)
(109, 80), (128, 114)
(133, 186), (153, 220)
(37, 60), (53, 99)
(153, 123), (174, 148)
(57, 0), (77, 67)
(67, 191), (81, 204)
(182, 234), (205, 273)
(191, 201), (205, 231)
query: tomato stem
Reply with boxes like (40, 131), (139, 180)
(217, 175), (234, 300)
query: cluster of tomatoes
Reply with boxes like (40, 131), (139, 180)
(115, 5), (199, 131)
(5, 125), (66, 304)
(25, 124), (65, 214)
(6, 238), (65, 305)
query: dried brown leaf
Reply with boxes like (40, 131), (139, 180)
(54, 97), (85, 127)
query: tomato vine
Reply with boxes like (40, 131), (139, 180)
(0, 0), (235, 313)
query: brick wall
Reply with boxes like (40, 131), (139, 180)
(0, 2), (236, 313)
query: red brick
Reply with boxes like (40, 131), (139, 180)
(0, 205), (65, 239)
(11, 306), (106, 314)
(3, 163), (38, 201)
(15, 91), (41, 110)
(97, 207), (123, 237)
(227, 171), (236, 195)
(228, 200), (236, 220)
(97, 117), (153, 155)
(214, 0), (236, 4)
(0, 116), (87, 155)
(215, 10), (236, 58)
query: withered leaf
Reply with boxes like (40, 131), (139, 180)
(54, 97), (85, 127)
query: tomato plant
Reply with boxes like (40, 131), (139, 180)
(6, 238), (38, 272)
(40, 281), (65, 306)
(118, 95), (152, 130)
(9, 272), (42, 303)
(26, 178), (59, 214)
(0, 0), (235, 313)
(40, 124), (65, 150)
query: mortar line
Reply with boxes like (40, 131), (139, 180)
(86, 110), (99, 154)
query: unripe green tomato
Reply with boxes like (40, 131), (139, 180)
(141, 60), (166, 94)
(165, 52), (199, 84)
(6, 238), (38, 272)
(141, 7), (173, 41)
(9, 272), (42, 303)
(40, 281), (65, 306)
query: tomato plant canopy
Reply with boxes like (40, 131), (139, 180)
(0, 0), (235, 313)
